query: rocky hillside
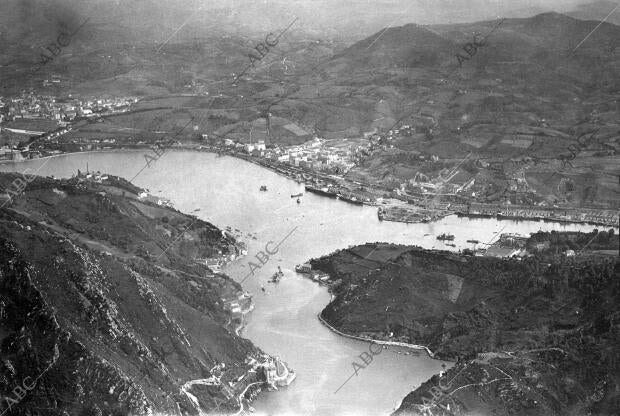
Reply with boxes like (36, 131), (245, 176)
(0, 172), (265, 415)
(311, 235), (619, 415)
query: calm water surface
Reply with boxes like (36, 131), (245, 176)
(0, 151), (605, 416)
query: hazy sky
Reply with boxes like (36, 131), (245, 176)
(171, 0), (587, 25)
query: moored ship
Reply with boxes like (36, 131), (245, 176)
(437, 233), (455, 241)
(337, 193), (364, 205)
(305, 185), (337, 198)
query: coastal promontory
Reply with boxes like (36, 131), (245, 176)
(311, 235), (619, 415)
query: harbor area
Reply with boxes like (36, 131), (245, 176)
(182, 354), (296, 415)
(377, 204), (452, 223)
(375, 199), (617, 227)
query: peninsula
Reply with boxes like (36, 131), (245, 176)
(309, 235), (619, 415)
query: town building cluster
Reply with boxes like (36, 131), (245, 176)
(0, 92), (137, 124)
(203, 135), (361, 174)
(0, 93), (139, 161)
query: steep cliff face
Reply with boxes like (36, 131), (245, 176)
(312, 241), (620, 416)
(0, 173), (264, 415)
(0, 240), (153, 415)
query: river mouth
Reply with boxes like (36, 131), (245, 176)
(0, 150), (605, 416)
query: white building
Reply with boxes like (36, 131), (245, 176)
(255, 140), (266, 151)
(206, 259), (221, 272)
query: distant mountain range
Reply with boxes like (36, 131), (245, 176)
(0, 0), (610, 48)
(340, 11), (619, 68)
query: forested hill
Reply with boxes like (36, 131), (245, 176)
(310, 234), (619, 415)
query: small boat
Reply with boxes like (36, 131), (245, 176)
(437, 233), (455, 241)
(446, 243), (456, 247)
(269, 266), (284, 283)
(260, 185), (268, 191)
(291, 193), (303, 198)
(466, 239), (479, 244)
(296, 198), (300, 204)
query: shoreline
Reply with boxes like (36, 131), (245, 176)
(317, 311), (437, 359)
(379, 209), (618, 229)
(2, 146), (617, 228)
(0, 147), (146, 166)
